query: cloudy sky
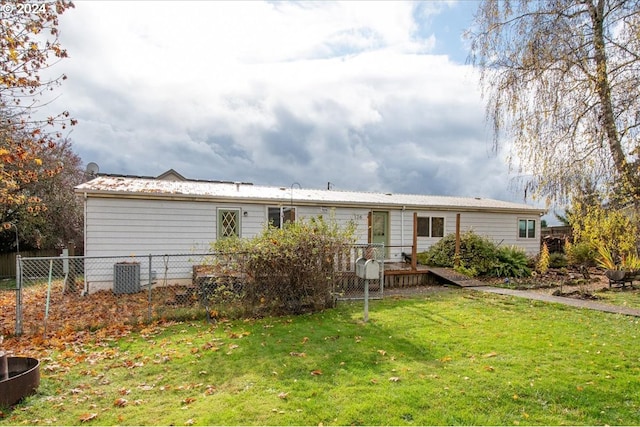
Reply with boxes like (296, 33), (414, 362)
(40, 1), (549, 215)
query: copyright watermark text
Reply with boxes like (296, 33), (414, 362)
(2, 2), (48, 14)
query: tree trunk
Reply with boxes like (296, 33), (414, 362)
(589, 0), (639, 204)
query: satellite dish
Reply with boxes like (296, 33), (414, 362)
(85, 162), (99, 177)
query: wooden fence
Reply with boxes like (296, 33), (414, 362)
(0, 250), (61, 278)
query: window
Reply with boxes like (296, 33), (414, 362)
(417, 216), (445, 237)
(267, 206), (296, 228)
(218, 209), (240, 238)
(417, 217), (430, 237)
(431, 217), (444, 238)
(518, 219), (536, 238)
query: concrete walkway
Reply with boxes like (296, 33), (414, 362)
(467, 286), (640, 317)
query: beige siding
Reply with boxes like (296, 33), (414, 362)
(85, 198), (271, 256)
(85, 198), (540, 263)
(387, 209), (540, 260)
(296, 206), (369, 243)
(85, 198), (215, 256)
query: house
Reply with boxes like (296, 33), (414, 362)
(75, 171), (545, 259)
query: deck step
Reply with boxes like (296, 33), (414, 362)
(426, 267), (487, 288)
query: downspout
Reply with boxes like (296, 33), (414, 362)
(401, 206), (405, 255)
(83, 192), (89, 295)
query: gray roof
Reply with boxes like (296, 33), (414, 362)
(75, 176), (545, 214)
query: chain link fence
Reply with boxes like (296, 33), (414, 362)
(5, 244), (384, 336)
(0, 268), (18, 337)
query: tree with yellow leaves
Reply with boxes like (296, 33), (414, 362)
(0, 0), (76, 249)
(467, 0), (640, 211)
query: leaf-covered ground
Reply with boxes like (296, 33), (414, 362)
(0, 282), (202, 359)
(2, 269), (639, 359)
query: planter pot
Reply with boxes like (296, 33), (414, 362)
(0, 356), (40, 407)
(605, 269), (626, 281)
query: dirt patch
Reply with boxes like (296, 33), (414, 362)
(381, 268), (625, 300)
(474, 266), (637, 301)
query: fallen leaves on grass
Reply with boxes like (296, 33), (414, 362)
(114, 398), (128, 407)
(202, 342), (220, 352)
(310, 369), (323, 376)
(228, 331), (250, 339)
(277, 392), (289, 399)
(1, 281), (178, 360)
(79, 413), (98, 423)
(289, 352), (306, 357)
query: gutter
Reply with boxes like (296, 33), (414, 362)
(75, 189), (546, 216)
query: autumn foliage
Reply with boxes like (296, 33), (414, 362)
(0, 0), (76, 238)
(209, 216), (356, 317)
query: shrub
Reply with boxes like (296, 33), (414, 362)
(569, 202), (639, 262)
(454, 264), (478, 277)
(594, 244), (640, 271)
(492, 246), (532, 278)
(417, 231), (499, 276)
(549, 252), (568, 268)
(565, 241), (596, 267)
(209, 215), (356, 317)
(536, 242), (550, 274)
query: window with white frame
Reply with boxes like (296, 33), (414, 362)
(218, 209), (240, 238)
(267, 206), (296, 228)
(417, 216), (445, 237)
(518, 219), (536, 238)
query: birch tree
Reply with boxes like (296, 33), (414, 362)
(467, 0), (640, 209)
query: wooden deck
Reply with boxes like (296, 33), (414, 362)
(383, 264), (486, 288)
(383, 263), (435, 288)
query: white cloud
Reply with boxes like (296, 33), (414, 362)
(34, 0), (536, 208)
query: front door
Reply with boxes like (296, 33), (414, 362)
(371, 211), (389, 258)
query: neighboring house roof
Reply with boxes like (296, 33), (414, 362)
(156, 169), (187, 181)
(92, 170), (253, 185)
(75, 175), (546, 215)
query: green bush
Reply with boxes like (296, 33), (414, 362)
(417, 231), (532, 278)
(549, 252), (568, 268)
(565, 241), (596, 267)
(209, 215), (356, 317)
(492, 246), (532, 278)
(454, 264), (479, 277)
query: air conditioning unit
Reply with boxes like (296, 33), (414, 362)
(113, 262), (141, 294)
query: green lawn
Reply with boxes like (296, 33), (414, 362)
(2, 288), (640, 426)
(595, 285), (640, 308)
